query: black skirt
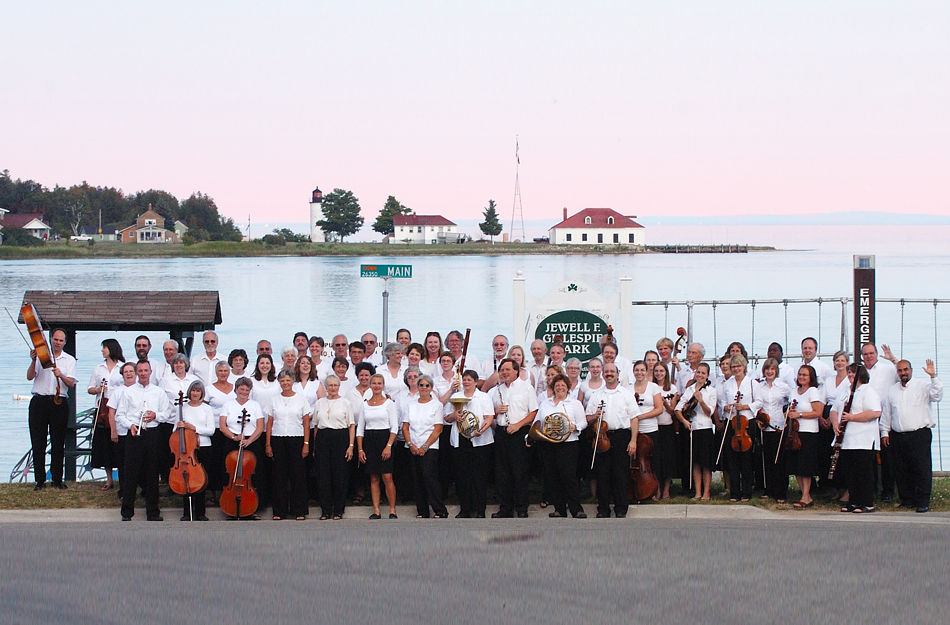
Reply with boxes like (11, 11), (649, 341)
(655, 424), (677, 481)
(792, 431), (820, 477)
(90, 425), (116, 470)
(362, 429), (394, 475)
(691, 428), (715, 470)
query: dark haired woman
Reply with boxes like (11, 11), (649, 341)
(831, 364), (881, 513)
(789, 365), (824, 508)
(87, 338), (125, 490)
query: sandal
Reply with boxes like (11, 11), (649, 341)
(840, 505), (855, 513)
(272, 515), (282, 521)
(332, 515), (342, 520)
(793, 501), (814, 509)
(295, 516), (306, 521)
(319, 515), (329, 521)
(852, 506), (874, 514)
(539, 501), (548, 509)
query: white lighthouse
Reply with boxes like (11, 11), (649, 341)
(309, 186), (326, 243)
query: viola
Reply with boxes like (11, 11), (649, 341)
(782, 399), (801, 452)
(591, 401), (610, 452)
(168, 391), (208, 500)
(629, 432), (658, 502)
(219, 408), (259, 519)
(730, 390), (752, 453)
(20, 304), (62, 404)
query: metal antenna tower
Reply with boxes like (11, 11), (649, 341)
(508, 136), (526, 242)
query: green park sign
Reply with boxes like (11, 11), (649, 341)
(534, 309), (609, 359)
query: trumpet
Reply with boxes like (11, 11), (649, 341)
(526, 411), (572, 444)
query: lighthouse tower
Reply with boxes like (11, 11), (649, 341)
(309, 186), (326, 243)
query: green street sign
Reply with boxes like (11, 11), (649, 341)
(360, 264), (413, 278)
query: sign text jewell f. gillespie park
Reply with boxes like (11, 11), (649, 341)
(535, 310), (608, 358)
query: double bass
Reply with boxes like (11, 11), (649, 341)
(629, 432), (659, 502)
(670, 327), (688, 433)
(168, 391), (208, 518)
(220, 409), (258, 519)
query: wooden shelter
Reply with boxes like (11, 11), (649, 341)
(18, 290), (222, 480)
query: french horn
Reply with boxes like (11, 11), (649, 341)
(526, 411), (572, 444)
(450, 394), (481, 439)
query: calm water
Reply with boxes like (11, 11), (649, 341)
(3, 224), (949, 475)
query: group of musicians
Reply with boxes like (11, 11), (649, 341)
(25, 326), (942, 519)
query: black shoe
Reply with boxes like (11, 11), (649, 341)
(880, 494), (892, 503)
(899, 502), (915, 509)
(549, 511), (567, 518)
(491, 511), (513, 519)
(51, 481), (67, 490)
(147, 515), (163, 522)
(121, 515), (132, 521)
(916, 505), (930, 513)
(516, 511), (529, 518)
(596, 511), (610, 518)
(615, 512), (627, 519)
(180, 515), (191, 521)
(474, 512), (486, 518)
(33, 482), (46, 491)
(456, 511), (471, 518)
(196, 515), (210, 521)
(573, 511), (588, 519)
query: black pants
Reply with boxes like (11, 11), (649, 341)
(727, 444), (755, 500)
(762, 430), (789, 500)
(879, 443), (895, 498)
(494, 425), (531, 515)
(437, 427), (455, 498)
(157, 422), (174, 482)
(842, 448), (875, 508)
(181, 446), (210, 519)
(543, 440), (583, 516)
(596, 429), (631, 516)
(455, 438), (491, 516)
(270, 436), (308, 518)
(410, 449), (446, 517)
(393, 439), (414, 503)
(121, 428), (161, 519)
(816, 417), (836, 487)
(28, 395), (67, 484)
(316, 428), (351, 517)
(891, 428), (933, 508)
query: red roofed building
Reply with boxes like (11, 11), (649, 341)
(391, 214), (463, 244)
(548, 208), (646, 246)
(3, 212), (52, 240)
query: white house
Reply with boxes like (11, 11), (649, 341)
(3, 212), (52, 240)
(391, 214), (462, 244)
(548, 208), (646, 246)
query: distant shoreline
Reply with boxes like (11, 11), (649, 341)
(0, 241), (777, 260)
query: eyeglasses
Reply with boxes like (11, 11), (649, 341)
(418, 383), (431, 388)
(334, 343), (347, 346)
(203, 340), (216, 344)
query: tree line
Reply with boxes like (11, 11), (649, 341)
(0, 169), (242, 244)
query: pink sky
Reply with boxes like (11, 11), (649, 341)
(3, 2), (948, 228)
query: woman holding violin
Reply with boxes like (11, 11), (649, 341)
(628, 360), (663, 502)
(265, 370), (311, 520)
(788, 365), (823, 508)
(356, 374), (400, 519)
(176, 380), (215, 521)
(749, 358), (791, 502)
(218, 377), (265, 519)
(674, 363), (717, 500)
(722, 355), (758, 502)
(87, 338), (125, 490)
(652, 362), (679, 499)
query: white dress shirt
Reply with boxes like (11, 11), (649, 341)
(535, 397), (587, 443)
(267, 392), (311, 437)
(585, 385), (640, 430)
(115, 382), (171, 432)
(31, 352), (76, 397)
(491, 377), (539, 428)
(449, 390), (494, 448)
(177, 402), (216, 446)
(675, 383), (717, 430)
(403, 397), (444, 450)
(881, 376), (943, 434)
(191, 353), (224, 385)
(749, 379), (791, 429)
(314, 396), (355, 430)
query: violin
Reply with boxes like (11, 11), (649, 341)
(782, 399), (801, 452)
(730, 390), (752, 453)
(681, 380), (710, 422)
(168, 391), (208, 501)
(591, 401), (609, 452)
(20, 304), (62, 404)
(219, 409), (259, 519)
(629, 432), (659, 503)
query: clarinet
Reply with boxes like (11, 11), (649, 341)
(828, 383), (857, 479)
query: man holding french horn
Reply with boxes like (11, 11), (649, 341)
(586, 362), (641, 518)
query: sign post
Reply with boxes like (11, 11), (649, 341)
(853, 255), (875, 360)
(360, 264), (413, 344)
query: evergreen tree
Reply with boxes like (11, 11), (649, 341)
(372, 195), (412, 236)
(479, 199), (503, 243)
(316, 188), (364, 242)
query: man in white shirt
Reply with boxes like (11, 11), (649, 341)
(490, 358), (538, 518)
(26, 327), (77, 490)
(586, 363), (640, 518)
(361, 333), (384, 367)
(674, 343), (706, 395)
(478, 334), (509, 392)
(116, 360), (171, 521)
(256, 339), (273, 356)
(862, 342), (899, 501)
(528, 339), (549, 397)
(293, 331), (309, 360)
(134, 335), (168, 386)
(881, 359), (942, 512)
(768, 342), (798, 390)
(800, 337), (833, 388)
(192, 331), (223, 385)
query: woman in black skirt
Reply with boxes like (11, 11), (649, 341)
(789, 365), (824, 508)
(674, 363), (717, 500)
(87, 338), (125, 490)
(356, 374), (399, 519)
(652, 362), (679, 499)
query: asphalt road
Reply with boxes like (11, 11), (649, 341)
(0, 517), (946, 624)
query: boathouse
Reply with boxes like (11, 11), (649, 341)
(548, 208), (646, 246)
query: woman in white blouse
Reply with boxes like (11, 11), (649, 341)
(629, 360), (664, 502)
(652, 362), (679, 499)
(357, 374), (399, 519)
(530, 373), (587, 518)
(380, 342), (407, 398)
(788, 365), (824, 508)
(402, 374), (447, 518)
(831, 364), (881, 513)
(314, 375), (355, 520)
(445, 369), (495, 518)
(265, 370), (311, 520)
(162, 353), (198, 404)
(218, 377), (266, 520)
(87, 338), (125, 490)
(749, 357), (791, 503)
(207, 361), (236, 498)
(675, 363), (717, 500)
(292, 355), (322, 408)
(824, 351), (851, 500)
(175, 380), (215, 521)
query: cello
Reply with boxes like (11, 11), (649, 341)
(219, 409), (259, 519)
(629, 432), (659, 502)
(168, 391), (208, 519)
